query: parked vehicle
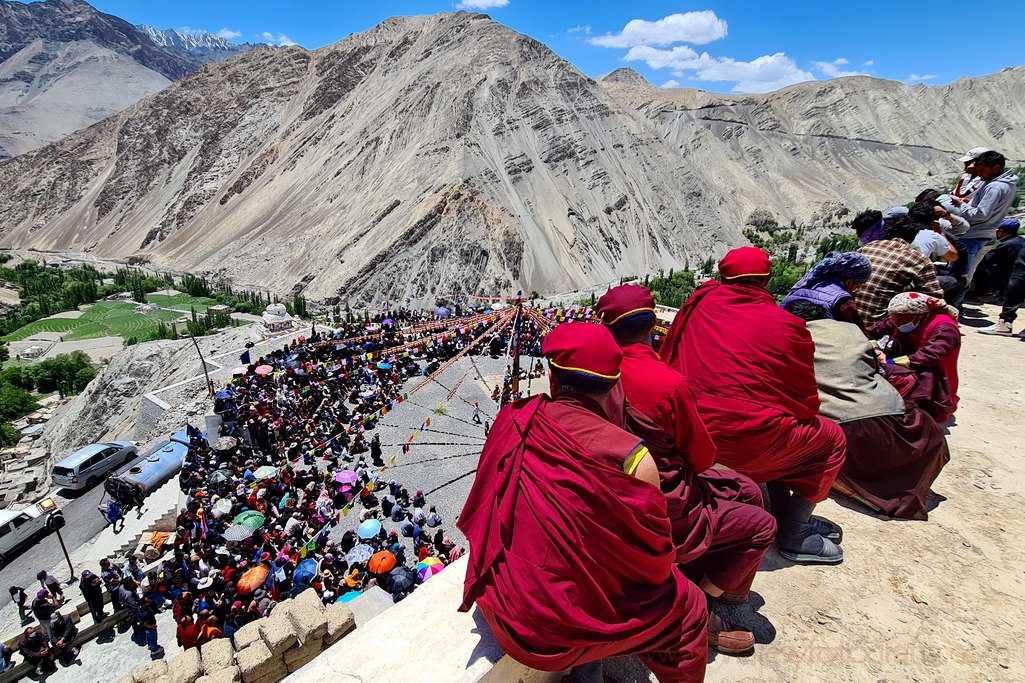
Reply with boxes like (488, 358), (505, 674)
(104, 431), (197, 506)
(51, 441), (138, 491)
(0, 505), (49, 569)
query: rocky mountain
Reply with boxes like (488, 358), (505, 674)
(0, 0), (248, 158)
(136, 25), (253, 65)
(0, 12), (1023, 303)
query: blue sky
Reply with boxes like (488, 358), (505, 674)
(75, 0), (1024, 93)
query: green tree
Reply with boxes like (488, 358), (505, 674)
(73, 366), (98, 392)
(0, 422), (20, 448)
(0, 383), (37, 420)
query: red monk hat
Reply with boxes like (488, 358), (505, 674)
(542, 322), (622, 383)
(718, 246), (772, 279)
(595, 284), (656, 327)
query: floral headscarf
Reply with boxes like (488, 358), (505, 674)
(887, 292), (947, 316)
(791, 251), (872, 292)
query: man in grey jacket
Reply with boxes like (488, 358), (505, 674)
(954, 150), (1019, 282)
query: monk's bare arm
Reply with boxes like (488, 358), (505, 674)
(633, 452), (661, 489)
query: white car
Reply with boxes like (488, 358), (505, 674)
(52, 441), (138, 491)
(0, 505), (50, 569)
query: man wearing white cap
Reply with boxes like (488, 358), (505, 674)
(953, 147), (989, 200)
(951, 151), (1020, 283)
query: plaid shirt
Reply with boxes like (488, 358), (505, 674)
(856, 239), (945, 322)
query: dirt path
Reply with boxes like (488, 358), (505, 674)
(607, 304), (1025, 683)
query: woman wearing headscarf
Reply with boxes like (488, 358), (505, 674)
(868, 292), (961, 423)
(782, 252), (873, 329)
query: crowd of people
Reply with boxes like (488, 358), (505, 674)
(153, 312), (501, 653)
(9, 308), (517, 674)
(458, 147), (1019, 683)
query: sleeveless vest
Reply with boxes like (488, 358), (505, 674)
(782, 277), (851, 318)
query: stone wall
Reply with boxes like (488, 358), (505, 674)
(134, 393), (171, 441)
(116, 589), (356, 683)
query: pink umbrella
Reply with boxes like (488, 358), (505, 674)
(255, 365), (274, 376)
(334, 471), (358, 484)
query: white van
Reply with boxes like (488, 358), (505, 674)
(0, 506), (49, 569)
(51, 441), (137, 491)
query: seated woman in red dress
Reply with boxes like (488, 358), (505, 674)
(867, 292), (961, 424)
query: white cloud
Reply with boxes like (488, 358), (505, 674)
(863, 60), (874, 67)
(177, 26), (204, 36)
(217, 28), (242, 41)
(455, 0), (510, 9)
(625, 46), (814, 93)
(568, 25), (592, 35)
(812, 57), (870, 78)
(260, 32), (297, 47)
(660, 80), (681, 88)
(589, 11), (728, 48)
(906, 73), (937, 82)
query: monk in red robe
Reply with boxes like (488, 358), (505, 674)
(458, 322), (708, 683)
(597, 284), (776, 654)
(661, 247), (847, 564)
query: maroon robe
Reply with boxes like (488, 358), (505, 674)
(618, 344), (776, 597)
(661, 281), (846, 502)
(459, 394), (707, 682)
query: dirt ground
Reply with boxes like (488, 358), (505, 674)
(604, 303), (1025, 683)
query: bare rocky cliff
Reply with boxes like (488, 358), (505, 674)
(0, 13), (1023, 303)
(0, 0), (249, 158)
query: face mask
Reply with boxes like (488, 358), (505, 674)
(898, 321), (919, 333)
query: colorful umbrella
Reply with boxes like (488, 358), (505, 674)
(222, 525), (254, 542)
(212, 436), (238, 451)
(214, 498), (233, 515)
(253, 466), (278, 481)
(236, 565), (270, 594)
(356, 519), (382, 540)
(233, 511), (266, 529)
(376, 362), (392, 370)
(346, 544), (374, 564)
(255, 364), (274, 376)
(334, 471), (358, 484)
(368, 550), (397, 575)
(417, 557), (445, 581)
(336, 591), (361, 604)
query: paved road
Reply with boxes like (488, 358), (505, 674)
(0, 484), (107, 591)
(0, 438), (169, 591)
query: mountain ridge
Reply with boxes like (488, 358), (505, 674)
(0, 0), (254, 158)
(0, 12), (1023, 303)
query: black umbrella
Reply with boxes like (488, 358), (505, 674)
(387, 566), (417, 592)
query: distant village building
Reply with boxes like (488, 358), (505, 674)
(135, 303), (159, 313)
(208, 304), (233, 315)
(262, 303), (295, 332)
(20, 345), (45, 359)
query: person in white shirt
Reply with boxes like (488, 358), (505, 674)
(909, 206), (958, 263)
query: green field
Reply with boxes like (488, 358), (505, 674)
(146, 293), (219, 312)
(1, 301), (182, 342)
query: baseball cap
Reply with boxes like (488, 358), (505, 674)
(959, 147), (989, 162)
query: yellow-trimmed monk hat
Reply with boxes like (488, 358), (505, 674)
(542, 322), (622, 382)
(595, 284), (656, 327)
(719, 246), (772, 279)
